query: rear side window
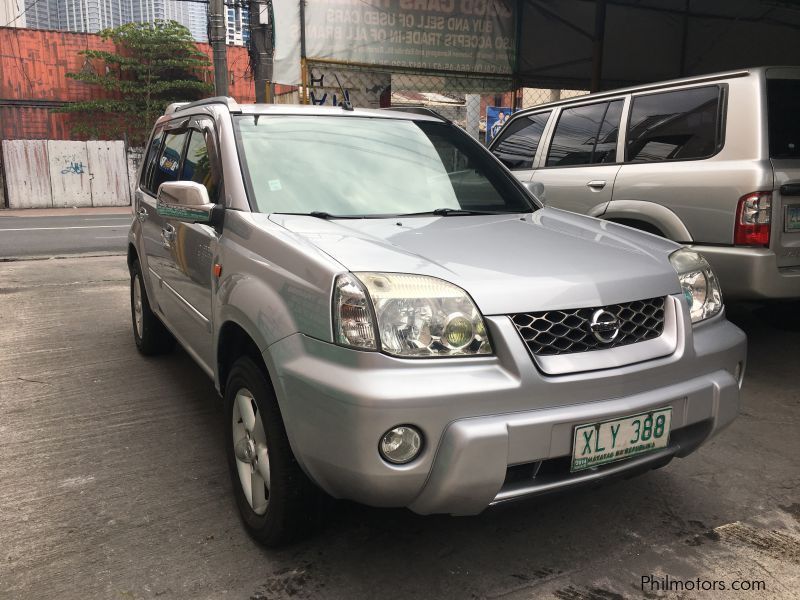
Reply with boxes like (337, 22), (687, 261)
(767, 79), (800, 159)
(491, 111), (551, 170)
(546, 101), (623, 167)
(181, 128), (221, 201)
(140, 127), (164, 195)
(151, 130), (188, 193)
(626, 86), (722, 163)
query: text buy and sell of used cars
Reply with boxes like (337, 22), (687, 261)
(127, 98), (746, 545)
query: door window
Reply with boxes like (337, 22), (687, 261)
(491, 111), (551, 170)
(546, 101), (623, 167)
(626, 86), (722, 162)
(140, 127), (164, 195)
(181, 128), (221, 202)
(151, 130), (188, 193)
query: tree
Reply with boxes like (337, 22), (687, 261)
(61, 21), (213, 145)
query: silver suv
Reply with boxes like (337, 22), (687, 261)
(489, 67), (800, 300)
(128, 99), (746, 545)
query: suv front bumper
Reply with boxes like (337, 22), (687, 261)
(265, 300), (745, 515)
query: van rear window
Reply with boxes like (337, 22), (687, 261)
(768, 79), (800, 159)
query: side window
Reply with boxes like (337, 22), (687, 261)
(546, 101), (622, 167)
(594, 100), (623, 163)
(140, 127), (164, 194)
(626, 86), (722, 163)
(181, 128), (221, 202)
(491, 111), (551, 170)
(151, 130), (188, 193)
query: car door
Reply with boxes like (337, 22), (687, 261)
(137, 123), (188, 315)
(531, 99), (625, 216)
(489, 110), (553, 190)
(158, 117), (222, 370)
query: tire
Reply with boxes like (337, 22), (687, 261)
(130, 260), (175, 356)
(224, 356), (321, 546)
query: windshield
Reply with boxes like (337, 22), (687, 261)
(234, 115), (534, 217)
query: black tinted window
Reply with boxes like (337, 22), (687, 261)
(594, 101), (623, 163)
(491, 111), (551, 170)
(767, 79), (800, 159)
(141, 128), (164, 194)
(546, 102), (621, 167)
(152, 130), (188, 193)
(181, 128), (220, 201)
(626, 86), (721, 162)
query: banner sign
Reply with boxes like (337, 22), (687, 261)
(306, 66), (392, 108)
(304, 0), (516, 75)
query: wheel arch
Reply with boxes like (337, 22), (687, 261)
(216, 316), (271, 395)
(603, 200), (693, 241)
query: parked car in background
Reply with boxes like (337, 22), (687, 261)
(489, 67), (800, 300)
(128, 98), (746, 546)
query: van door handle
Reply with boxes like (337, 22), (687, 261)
(136, 207), (148, 222)
(587, 180), (607, 190)
(161, 224), (176, 248)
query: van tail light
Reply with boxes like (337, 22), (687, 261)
(734, 192), (771, 247)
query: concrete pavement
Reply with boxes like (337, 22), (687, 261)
(0, 256), (798, 600)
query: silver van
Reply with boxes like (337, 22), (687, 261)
(489, 67), (800, 300)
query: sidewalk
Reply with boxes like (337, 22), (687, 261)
(0, 206), (132, 217)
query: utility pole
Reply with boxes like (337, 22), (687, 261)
(209, 0), (229, 96)
(249, 0), (274, 103)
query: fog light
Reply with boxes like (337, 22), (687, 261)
(379, 426), (422, 464)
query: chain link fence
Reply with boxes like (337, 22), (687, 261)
(286, 61), (590, 145)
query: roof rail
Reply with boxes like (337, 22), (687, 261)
(382, 106), (449, 122)
(165, 96), (241, 115)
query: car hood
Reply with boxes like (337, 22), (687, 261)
(264, 208), (683, 315)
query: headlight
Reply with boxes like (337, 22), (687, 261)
(332, 273), (492, 357)
(669, 248), (723, 323)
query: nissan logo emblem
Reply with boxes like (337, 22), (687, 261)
(589, 309), (620, 343)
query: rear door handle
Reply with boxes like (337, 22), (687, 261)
(136, 207), (148, 222)
(587, 180), (607, 190)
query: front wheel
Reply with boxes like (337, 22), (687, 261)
(130, 260), (174, 355)
(224, 356), (321, 546)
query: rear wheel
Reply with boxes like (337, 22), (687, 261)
(224, 356), (321, 546)
(130, 260), (175, 355)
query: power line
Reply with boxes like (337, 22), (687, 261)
(2, 0), (46, 27)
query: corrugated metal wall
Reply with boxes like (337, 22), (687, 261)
(0, 27), (258, 141)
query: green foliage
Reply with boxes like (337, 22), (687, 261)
(60, 21), (213, 145)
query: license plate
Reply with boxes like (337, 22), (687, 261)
(786, 205), (800, 232)
(571, 408), (672, 472)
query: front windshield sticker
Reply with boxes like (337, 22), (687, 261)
(268, 179), (282, 192)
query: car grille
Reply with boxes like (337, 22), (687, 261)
(511, 296), (666, 356)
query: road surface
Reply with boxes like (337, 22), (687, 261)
(0, 255), (798, 599)
(0, 210), (131, 259)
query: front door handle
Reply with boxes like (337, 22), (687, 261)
(136, 207), (148, 222)
(587, 180), (607, 190)
(161, 224), (176, 248)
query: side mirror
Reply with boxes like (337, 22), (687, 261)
(524, 181), (545, 203)
(157, 181), (217, 224)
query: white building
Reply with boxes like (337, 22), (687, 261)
(22, 0), (207, 43)
(225, 3), (249, 47)
(1, 0), (26, 27)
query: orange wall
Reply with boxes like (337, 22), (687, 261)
(0, 26), (257, 140)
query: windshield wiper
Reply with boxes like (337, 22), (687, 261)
(272, 211), (369, 219)
(397, 208), (519, 217)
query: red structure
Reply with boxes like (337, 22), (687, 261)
(0, 27), (258, 141)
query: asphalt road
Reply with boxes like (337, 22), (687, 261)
(0, 212), (132, 259)
(0, 256), (798, 600)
